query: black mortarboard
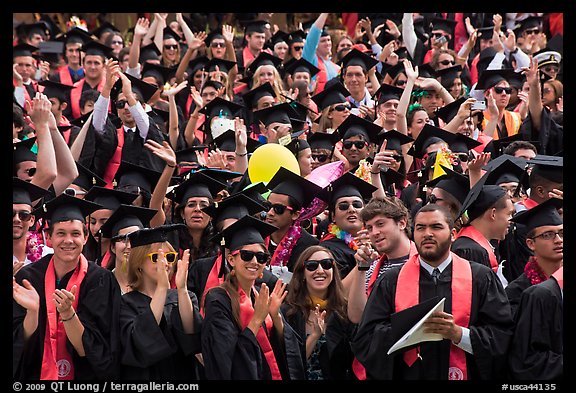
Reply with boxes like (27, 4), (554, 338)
(477, 47), (497, 72)
(141, 62), (175, 86)
(284, 57), (320, 78)
(17, 22), (50, 39)
(394, 47), (413, 62)
(241, 82), (277, 109)
(408, 124), (456, 159)
(167, 170), (228, 205)
(72, 161), (106, 190)
(457, 172), (507, 222)
(212, 129), (261, 153)
(162, 26), (181, 42)
(384, 62), (408, 80)
(319, 172), (377, 205)
(199, 96), (244, 120)
(70, 110), (94, 128)
(13, 137), (37, 164)
(484, 153), (527, 172)
(476, 68), (518, 90)
(339, 48), (379, 72)
(84, 186), (138, 211)
(175, 145), (207, 164)
(38, 80), (75, 102)
(507, 70), (526, 90)
(484, 157), (528, 188)
(252, 102), (296, 127)
(128, 223), (186, 248)
(488, 134), (526, 158)
(435, 64), (463, 84)
(427, 165), (470, 205)
(476, 26), (495, 40)
(56, 27), (94, 46)
(373, 83), (404, 105)
(449, 133), (482, 153)
(202, 192), (267, 225)
(243, 20), (271, 35)
(284, 131), (311, 156)
(417, 62), (436, 79)
(528, 155), (563, 184)
(334, 114), (383, 144)
(205, 58), (237, 74)
(230, 178), (269, 204)
(376, 129), (414, 152)
(81, 40), (114, 58)
(434, 97), (467, 124)
(311, 80), (350, 111)
(34, 193), (102, 224)
(139, 43), (162, 63)
(246, 51), (283, 76)
(187, 55), (209, 75)
(38, 40), (65, 56)
(413, 15), (429, 42)
(211, 215), (277, 251)
(307, 131), (338, 151)
(13, 177), (50, 206)
(266, 166), (324, 208)
(194, 167), (243, 186)
(267, 30), (290, 48)
(287, 29), (306, 45)
(99, 204), (158, 239)
(430, 17), (457, 35)
(510, 197), (562, 233)
(90, 22), (120, 39)
(204, 28), (224, 46)
(114, 161), (162, 195)
(112, 73), (159, 104)
(516, 16), (543, 35)
(13, 43), (38, 57)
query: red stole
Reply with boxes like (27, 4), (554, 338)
(551, 266), (563, 291)
(455, 225), (498, 272)
(40, 255), (88, 380)
(395, 253), (472, 380)
(57, 65), (74, 86)
(241, 46), (258, 68)
(235, 286), (282, 380)
(518, 198), (538, 210)
(200, 253), (225, 317)
(100, 250), (112, 269)
(59, 116), (72, 144)
(102, 127), (125, 188)
(70, 78), (106, 119)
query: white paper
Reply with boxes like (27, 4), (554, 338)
(387, 297), (446, 355)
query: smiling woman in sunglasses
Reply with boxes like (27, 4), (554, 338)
(201, 215), (305, 380)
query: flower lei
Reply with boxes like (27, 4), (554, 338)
(326, 223), (359, 251)
(270, 223), (303, 267)
(25, 231), (44, 263)
(524, 256), (548, 286)
(354, 159), (372, 184)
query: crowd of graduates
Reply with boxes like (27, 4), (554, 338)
(13, 11), (563, 381)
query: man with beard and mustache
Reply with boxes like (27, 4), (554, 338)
(352, 203), (513, 380)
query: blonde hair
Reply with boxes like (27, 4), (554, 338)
(127, 241), (176, 290)
(252, 65), (287, 101)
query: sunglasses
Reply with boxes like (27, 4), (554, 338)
(23, 167), (37, 176)
(342, 140), (367, 150)
(493, 86), (513, 94)
(264, 202), (294, 215)
(456, 152), (471, 162)
(232, 249), (270, 264)
(13, 210), (32, 221)
(211, 42), (226, 48)
(115, 99), (128, 109)
(146, 251), (178, 263)
(337, 200), (363, 211)
(439, 59), (455, 66)
(293, 46), (304, 51)
(543, 66), (559, 73)
(524, 28), (540, 35)
(333, 103), (351, 112)
(392, 154), (403, 162)
(64, 188), (87, 197)
(395, 79), (407, 86)
(432, 33), (448, 39)
(312, 154), (329, 162)
(164, 44), (178, 50)
(304, 258), (334, 271)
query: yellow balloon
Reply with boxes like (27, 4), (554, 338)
(248, 143), (300, 184)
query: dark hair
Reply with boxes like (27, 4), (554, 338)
(361, 196), (412, 238)
(80, 89), (101, 110)
(503, 140), (537, 156)
(13, 103), (25, 128)
(415, 203), (454, 229)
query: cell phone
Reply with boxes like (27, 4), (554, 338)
(436, 35), (448, 45)
(471, 100), (486, 111)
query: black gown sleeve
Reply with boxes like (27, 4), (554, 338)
(451, 237), (492, 269)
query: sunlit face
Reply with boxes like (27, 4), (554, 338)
(341, 135), (369, 167)
(257, 65), (276, 85)
(181, 197), (211, 230)
(228, 243), (268, 282)
(65, 42), (83, 66)
(333, 196), (364, 235)
(83, 55), (105, 80)
(526, 224), (563, 262)
(343, 65), (367, 95)
(273, 41), (289, 60)
(47, 220), (88, 265)
(408, 110), (430, 140)
(13, 203), (34, 240)
(298, 147), (313, 177)
(247, 32), (266, 51)
(364, 214), (407, 255)
(491, 197), (515, 240)
(163, 38), (179, 62)
(413, 210), (453, 263)
(265, 193), (296, 231)
(304, 250), (334, 296)
(14, 55), (35, 81)
(111, 225), (141, 265)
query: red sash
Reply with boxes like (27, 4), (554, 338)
(59, 117), (72, 145)
(40, 254), (88, 380)
(235, 286), (282, 380)
(242, 46), (258, 68)
(200, 253), (225, 317)
(314, 55), (330, 94)
(518, 198), (538, 210)
(102, 127), (125, 189)
(551, 266), (563, 291)
(70, 78), (106, 119)
(100, 250), (112, 269)
(455, 225), (498, 272)
(395, 253), (472, 380)
(57, 65), (74, 86)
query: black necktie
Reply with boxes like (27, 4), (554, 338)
(432, 268), (440, 285)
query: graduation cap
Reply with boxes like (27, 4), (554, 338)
(334, 114), (383, 145)
(212, 129), (261, 153)
(373, 83), (404, 105)
(430, 17), (457, 36)
(283, 131), (311, 156)
(112, 73), (159, 104)
(141, 62), (175, 86)
(528, 155), (563, 184)
(199, 96), (244, 120)
(457, 171), (507, 222)
(72, 161), (106, 190)
(510, 197), (563, 233)
(242, 20), (271, 35)
(38, 40), (65, 57)
(310, 80), (350, 111)
(205, 58), (237, 74)
(99, 204), (158, 239)
(81, 40), (114, 58)
(13, 177), (50, 206)
(307, 131), (338, 151)
(284, 57), (320, 78)
(237, 181), (269, 204)
(516, 16), (543, 35)
(38, 80), (75, 102)
(484, 156), (529, 190)
(114, 161), (162, 195)
(175, 144), (207, 163)
(198, 168), (244, 185)
(476, 47), (497, 72)
(55, 27), (94, 46)
(376, 129), (414, 152)
(434, 96), (467, 124)
(287, 30), (306, 45)
(267, 30), (290, 49)
(507, 70), (527, 90)
(417, 62), (436, 79)
(139, 42), (162, 64)
(202, 192), (267, 225)
(546, 34), (563, 56)
(266, 166), (324, 208)
(408, 124), (456, 159)
(17, 22), (50, 39)
(167, 170), (228, 205)
(33, 193), (102, 224)
(476, 26), (495, 40)
(252, 102), (297, 127)
(319, 171), (378, 205)
(70, 110), (94, 128)
(187, 55), (209, 75)
(204, 28), (225, 47)
(449, 133), (482, 154)
(339, 48), (379, 72)
(413, 15), (429, 42)
(435, 64), (463, 84)
(489, 134), (538, 158)
(388, 296), (443, 351)
(383, 62), (408, 81)
(83, 185), (138, 211)
(210, 215), (277, 251)
(427, 165), (470, 205)
(13, 43), (39, 57)
(162, 26), (181, 43)
(476, 68), (518, 90)
(246, 51), (283, 76)
(13, 137), (38, 164)
(241, 82), (277, 110)
(128, 223), (186, 248)
(90, 22), (120, 40)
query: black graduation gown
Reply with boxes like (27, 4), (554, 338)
(451, 236), (492, 269)
(281, 305), (357, 380)
(13, 254), (122, 380)
(319, 237), (356, 278)
(519, 106), (563, 156)
(504, 273), (531, 319)
(351, 259), (514, 380)
(499, 223), (533, 283)
(119, 289), (202, 380)
(201, 286), (306, 380)
(508, 278), (563, 380)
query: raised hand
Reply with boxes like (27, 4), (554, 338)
(234, 117), (248, 149)
(189, 31), (208, 51)
(144, 139), (176, 166)
(252, 283), (270, 323)
(163, 80), (188, 98)
(134, 17), (150, 37)
(268, 279), (288, 318)
(206, 148), (226, 169)
(29, 93), (51, 126)
(222, 24), (234, 43)
(13, 277), (40, 312)
(175, 249), (190, 290)
(189, 86), (203, 108)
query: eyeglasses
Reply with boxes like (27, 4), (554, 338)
(312, 154), (329, 162)
(439, 59), (455, 66)
(111, 40), (123, 45)
(524, 28), (540, 35)
(164, 44), (178, 50)
(115, 99), (128, 109)
(146, 251), (178, 263)
(342, 140), (367, 150)
(304, 258), (334, 271)
(543, 66), (559, 73)
(211, 42), (226, 48)
(232, 249), (270, 264)
(337, 200), (363, 211)
(456, 152), (471, 163)
(333, 103), (351, 112)
(293, 46), (304, 51)
(13, 210), (32, 221)
(427, 194), (444, 204)
(186, 200), (211, 210)
(264, 202), (294, 215)
(531, 230), (563, 241)
(23, 167), (37, 176)
(395, 79), (407, 86)
(493, 86), (513, 95)
(64, 188), (87, 197)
